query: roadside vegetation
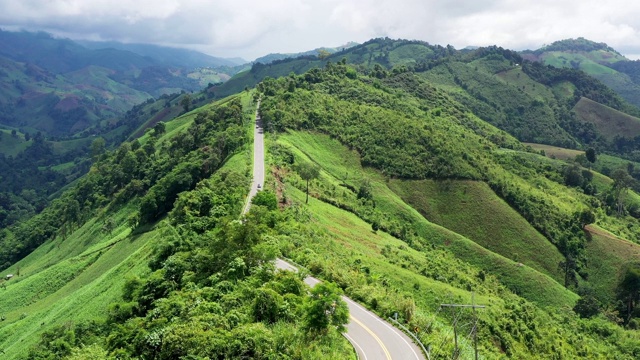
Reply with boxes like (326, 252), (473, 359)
(258, 62), (640, 356)
(2, 41), (640, 359)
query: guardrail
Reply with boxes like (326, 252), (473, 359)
(388, 316), (431, 360)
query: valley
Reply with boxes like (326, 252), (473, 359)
(0, 28), (639, 359)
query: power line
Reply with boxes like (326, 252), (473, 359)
(440, 293), (486, 360)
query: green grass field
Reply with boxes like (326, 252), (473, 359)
(389, 179), (565, 282)
(573, 97), (640, 140)
(0, 204), (154, 358)
(541, 52), (619, 75)
(496, 68), (556, 101)
(0, 129), (31, 156)
(267, 120), (639, 356)
(276, 131), (576, 308)
(584, 224), (640, 303)
(525, 142), (584, 160)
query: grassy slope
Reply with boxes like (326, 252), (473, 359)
(584, 225), (640, 303)
(281, 184), (492, 359)
(277, 131), (576, 308)
(538, 50), (640, 107)
(272, 132), (640, 359)
(0, 204), (153, 358)
(573, 97), (640, 140)
(495, 67), (556, 101)
(0, 93), (253, 358)
(388, 179), (565, 282)
(525, 142), (584, 160)
(525, 143), (640, 210)
(0, 129), (31, 156)
(541, 52), (619, 75)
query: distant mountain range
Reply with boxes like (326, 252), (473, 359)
(0, 29), (245, 137)
(77, 40), (246, 68)
(253, 41), (359, 64)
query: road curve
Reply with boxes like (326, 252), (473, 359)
(247, 102), (424, 360)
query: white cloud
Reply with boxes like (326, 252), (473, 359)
(0, 0), (639, 59)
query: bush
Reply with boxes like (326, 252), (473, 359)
(573, 294), (601, 318)
(252, 190), (278, 211)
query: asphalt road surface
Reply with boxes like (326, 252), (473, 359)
(243, 103), (265, 215)
(248, 103), (424, 360)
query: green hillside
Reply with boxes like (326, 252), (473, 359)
(1, 45), (640, 359)
(0, 89), (214, 230)
(523, 37), (640, 108)
(215, 38), (449, 98)
(584, 225), (640, 303)
(0, 30), (245, 140)
(0, 129), (31, 156)
(573, 96), (640, 140)
(0, 204), (154, 358)
(0, 92), (361, 359)
(259, 61), (640, 309)
(389, 180), (565, 282)
(277, 131), (574, 308)
(220, 38), (640, 161)
(278, 175), (633, 359)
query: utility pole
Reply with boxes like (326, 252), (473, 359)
(440, 293), (486, 360)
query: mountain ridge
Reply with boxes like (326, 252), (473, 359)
(1, 35), (640, 359)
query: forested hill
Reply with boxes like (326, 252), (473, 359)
(217, 38), (640, 158)
(522, 37), (640, 109)
(0, 84), (218, 231)
(3, 60), (639, 359)
(0, 29), (245, 231)
(253, 41), (359, 65)
(257, 62), (640, 356)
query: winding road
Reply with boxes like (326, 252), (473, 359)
(245, 103), (425, 360)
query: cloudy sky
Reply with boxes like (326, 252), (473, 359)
(1, 0), (639, 60)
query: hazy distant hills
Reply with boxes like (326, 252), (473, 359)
(0, 30), (243, 137)
(77, 40), (246, 68)
(253, 41), (359, 64)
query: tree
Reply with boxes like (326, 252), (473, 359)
(252, 190), (277, 211)
(357, 179), (373, 201)
(563, 163), (583, 187)
(559, 255), (579, 289)
(611, 168), (633, 215)
(11, 129), (17, 138)
(577, 209), (595, 228)
(585, 148), (597, 166)
(617, 264), (640, 324)
(296, 162), (320, 204)
(304, 282), (349, 333)
(317, 49), (331, 60)
(24, 132), (30, 141)
(253, 288), (283, 324)
(90, 137), (106, 162)
(153, 122), (166, 137)
(573, 288), (601, 318)
(180, 94), (192, 113)
(101, 218), (116, 235)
